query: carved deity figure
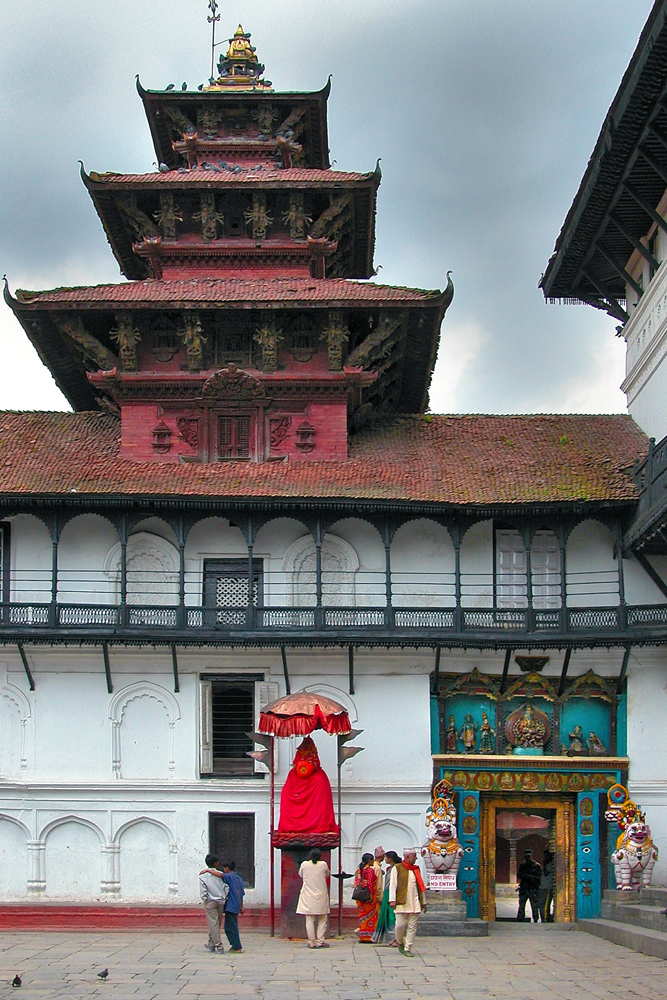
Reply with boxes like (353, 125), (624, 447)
(193, 192), (225, 241)
(606, 787), (658, 890)
(459, 713), (477, 753)
(421, 780), (464, 885)
(244, 193), (273, 240)
(445, 715), (458, 753)
(568, 725), (584, 752)
(512, 704), (546, 749)
(587, 731), (608, 755)
(282, 193), (312, 240)
(479, 711), (496, 754)
(277, 736), (338, 836)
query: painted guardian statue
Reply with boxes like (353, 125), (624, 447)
(605, 784), (658, 891)
(421, 779), (464, 884)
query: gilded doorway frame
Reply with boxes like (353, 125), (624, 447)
(479, 795), (576, 922)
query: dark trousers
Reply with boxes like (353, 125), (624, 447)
(224, 911), (242, 950)
(517, 886), (540, 921)
(538, 887), (554, 922)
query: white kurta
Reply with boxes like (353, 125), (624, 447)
(389, 864), (422, 913)
(296, 860), (331, 915)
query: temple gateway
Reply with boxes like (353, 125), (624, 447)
(2, 13), (667, 927)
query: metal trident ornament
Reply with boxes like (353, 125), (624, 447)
(207, 0), (221, 83)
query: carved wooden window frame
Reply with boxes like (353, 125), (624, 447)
(199, 674), (278, 780)
(202, 405), (265, 462)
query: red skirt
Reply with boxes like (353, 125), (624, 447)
(356, 898), (379, 941)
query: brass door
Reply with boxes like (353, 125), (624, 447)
(480, 795), (576, 922)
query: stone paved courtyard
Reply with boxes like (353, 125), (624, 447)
(0, 925), (665, 1000)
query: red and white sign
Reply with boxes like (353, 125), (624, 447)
(428, 872), (458, 891)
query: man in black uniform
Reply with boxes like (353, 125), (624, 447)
(516, 849), (542, 922)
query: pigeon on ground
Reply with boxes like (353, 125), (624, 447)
(11, 975), (21, 988)
(97, 969), (109, 981)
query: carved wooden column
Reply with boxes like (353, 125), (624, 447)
(119, 513), (128, 628)
(383, 520), (393, 627)
(452, 522), (462, 632)
(50, 512), (59, 628)
(177, 514), (186, 629)
(615, 521), (627, 630)
(315, 518), (323, 628)
(525, 526), (533, 631)
(247, 514), (256, 629)
(559, 524), (568, 633)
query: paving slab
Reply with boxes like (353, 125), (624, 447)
(0, 925), (666, 1000)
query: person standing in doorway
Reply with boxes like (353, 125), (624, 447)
(297, 847), (331, 948)
(221, 861), (245, 952)
(538, 848), (555, 923)
(389, 848), (427, 957)
(516, 849), (542, 922)
(199, 854), (229, 953)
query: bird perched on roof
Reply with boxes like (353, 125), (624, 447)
(165, 84), (175, 91)
(181, 82), (187, 91)
(11, 975), (21, 988)
(158, 163), (170, 173)
(97, 969), (109, 981)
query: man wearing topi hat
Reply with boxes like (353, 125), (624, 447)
(388, 848), (427, 957)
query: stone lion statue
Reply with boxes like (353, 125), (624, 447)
(421, 779), (464, 883)
(606, 785), (658, 891)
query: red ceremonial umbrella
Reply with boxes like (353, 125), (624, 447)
(258, 691), (352, 738)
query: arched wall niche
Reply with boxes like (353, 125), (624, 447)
(105, 532), (179, 606)
(114, 818), (177, 898)
(108, 682), (180, 780)
(41, 818), (103, 899)
(58, 514), (119, 605)
(0, 666), (31, 776)
(282, 533), (360, 607)
(566, 519), (618, 608)
(0, 816), (29, 898)
(391, 518), (455, 608)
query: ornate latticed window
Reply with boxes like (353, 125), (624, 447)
(203, 558), (263, 625)
(211, 315), (252, 367)
(218, 416), (250, 459)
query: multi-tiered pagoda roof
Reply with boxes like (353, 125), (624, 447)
(6, 25), (453, 465)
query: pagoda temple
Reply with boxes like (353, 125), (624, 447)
(7, 25), (449, 466)
(1, 21), (667, 931)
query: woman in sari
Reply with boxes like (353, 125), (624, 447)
(372, 850), (400, 945)
(353, 853), (378, 942)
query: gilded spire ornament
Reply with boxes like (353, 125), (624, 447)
(205, 24), (273, 92)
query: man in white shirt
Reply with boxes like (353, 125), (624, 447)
(389, 847), (427, 957)
(199, 853), (229, 953)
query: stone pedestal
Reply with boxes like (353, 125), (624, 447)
(418, 889), (488, 937)
(273, 833), (338, 939)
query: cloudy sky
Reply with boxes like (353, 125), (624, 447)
(0, 0), (655, 415)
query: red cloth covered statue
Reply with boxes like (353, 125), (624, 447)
(277, 736), (339, 835)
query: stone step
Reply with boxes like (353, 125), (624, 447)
(640, 886), (667, 906)
(601, 900), (667, 932)
(417, 916), (488, 937)
(579, 917), (667, 960)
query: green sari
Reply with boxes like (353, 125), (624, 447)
(371, 869), (396, 944)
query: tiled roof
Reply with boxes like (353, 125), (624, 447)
(13, 277), (443, 309)
(0, 412), (647, 506)
(86, 168), (377, 186)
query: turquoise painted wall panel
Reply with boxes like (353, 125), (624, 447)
(443, 695), (497, 754)
(577, 791), (602, 918)
(430, 694), (440, 754)
(616, 692), (627, 756)
(561, 699), (611, 754)
(455, 786), (480, 918)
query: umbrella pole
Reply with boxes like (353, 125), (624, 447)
(270, 735), (275, 938)
(337, 757), (342, 937)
